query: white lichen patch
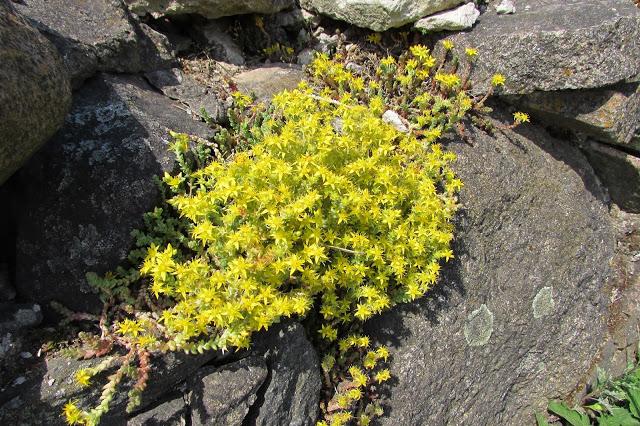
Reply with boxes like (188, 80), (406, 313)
(464, 304), (494, 347)
(533, 286), (555, 319)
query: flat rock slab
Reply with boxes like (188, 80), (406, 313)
(509, 83), (640, 154)
(452, 0), (640, 94)
(126, 0), (295, 19)
(234, 64), (305, 102)
(15, 0), (174, 87)
(300, 0), (466, 31)
(13, 74), (213, 315)
(366, 117), (615, 424)
(145, 68), (226, 123)
(0, 0), (71, 184)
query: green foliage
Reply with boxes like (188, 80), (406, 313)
(59, 40), (516, 425)
(539, 352), (640, 426)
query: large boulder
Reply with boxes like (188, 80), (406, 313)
(126, 0), (295, 19)
(14, 0), (174, 88)
(366, 116), (616, 425)
(452, 0), (640, 94)
(0, 0), (71, 185)
(300, 0), (465, 31)
(12, 74), (213, 315)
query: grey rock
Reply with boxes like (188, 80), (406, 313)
(189, 356), (268, 426)
(0, 0), (71, 185)
(234, 64), (305, 102)
(300, 0), (466, 31)
(495, 0), (516, 14)
(414, 2), (480, 33)
(508, 83), (640, 154)
(145, 68), (225, 122)
(14, 0), (174, 88)
(582, 140), (640, 213)
(451, 0), (640, 94)
(250, 322), (322, 426)
(0, 304), (42, 334)
(13, 74), (213, 314)
(195, 22), (245, 66)
(366, 116), (615, 425)
(128, 392), (187, 426)
(127, 0), (295, 19)
(0, 350), (217, 425)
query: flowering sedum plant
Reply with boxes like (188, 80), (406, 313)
(60, 40), (524, 426)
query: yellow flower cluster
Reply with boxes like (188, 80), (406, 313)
(137, 72), (459, 353)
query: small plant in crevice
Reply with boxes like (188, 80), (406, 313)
(57, 39), (523, 426)
(537, 350), (640, 426)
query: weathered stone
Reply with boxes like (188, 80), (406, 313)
(189, 356), (268, 426)
(300, 0), (466, 31)
(126, 0), (295, 19)
(145, 68), (226, 122)
(250, 322), (322, 426)
(365, 116), (615, 425)
(451, 0), (640, 94)
(234, 64), (305, 102)
(414, 2), (480, 33)
(0, 0), (71, 185)
(508, 83), (640, 154)
(128, 392), (187, 426)
(0, 350), (217, 425)
(582, 140), (640, 213)
(13, 74), (213, 314)
(14, 0), (174, 88)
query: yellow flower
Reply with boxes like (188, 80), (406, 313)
(62, 401), (86, 425)
(513, 112), (530, 123)
(366, 33), (382, 45)
(491, 73), (506, 87)
(74, 369), (92, 387)
(117, 318), (144, 337)
(435, 73), (461, 89)
(442, 40), (455, 50)
(375, 369), (391, 383)
(465, 47), (478, 58)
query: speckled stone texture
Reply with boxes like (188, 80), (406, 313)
(365, 116), (615, 425)
(300, 0), (465, 31)
(126, 0), (295, 19)
(14, 0), (174, 87)
(0, 0), (71, 185)
(12, 74), (213, 314)
(451, 0), (640, 94)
